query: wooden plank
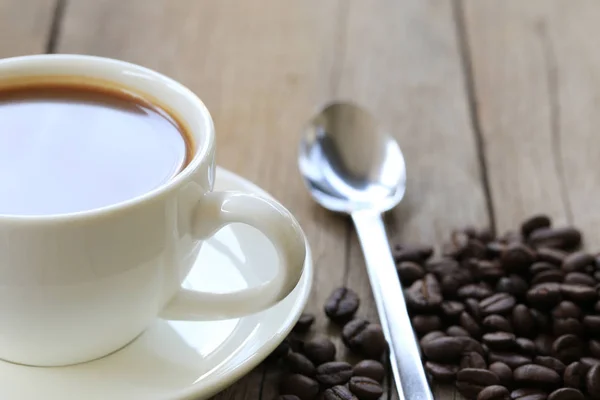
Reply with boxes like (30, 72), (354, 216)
(56, 1), (347, 399)
(460, 0), (573, 235)
(0, 0), (57, 56)
(339, 0), (489, 399)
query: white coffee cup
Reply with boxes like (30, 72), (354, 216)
(0, 54), (306, 367)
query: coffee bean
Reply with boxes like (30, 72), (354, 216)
(315, 361), (353, 387)
(529, 227), (582, 250)
(293, 313), (315, 333)
(424, 361), (458, 382)
(553, 318), (584, 336)
(323, 385), (358, 400)
(562, 252), (594, 273)
(483, 332), (517, 351)
(527, 283), (562, 309)
(441, 301), (465, 319)
(289, 337), (305, 353)
(342, 320), (387, 360)
(478, 385), (510, 400)
(440, 268), (474, 296)
(456, 368), (500, 399)
(461, 351), (487, 369)
(278, 395), (301, 400)
(353, 360), (385, 383)
(583, 315), (600, 334)
(303, 337), (336, 365)
(564, 361), (588, 389)
(480, 293), (517, 316)
(268, 339), (291, 361)
(460, 311), (483, 337)
(489, 352), (532, 369)
(462, 336), (487, 356)
(502, 243), (537, 272)
(496, 275), (529, 298)
(538, 248), (568, 266)
(531, 310), (551, 331)
(466, 298), (483, 321)
(512, 305), (536, 337)
(280, 374), (319, 400)
(483, 344), (490, 356)
(443, 230), (470, 259)
(466, 239), (489, 259)
(534, 356), (566, 375)
(396, 261), (425, 286)
(411, 315), (442, 336)
(489, 362), (513, 387)
(325, 288), (360, 324)
(421, 336), (466, 362)
(522, 215), (552, 237)
(513, 364), (561, 388)
(532, 269), (564, 285)
(531, 262), (557, 275)
(586, 265), (596, 274)
(510, 388), (548, 400)
(287, 352), (316, 377)
(552, 301), (582, 319)
(590, 340), (600, 359)
(555, 321), (582, 339)
(564, 272), (596, 286)
(579, 357), (600, 369)
(404, 275), (443, 312)
(483, 315), (514, 333)
(553, 334), (583, 364)
(348, 376), (383, 400)
(393, 244), (434, 264)
(547, 388), (584, 400)
(535, 335), (555, 356)
(477, 260), (505, 280)
(425, 258), (460, 275)
(419, 331), (445, 348)
(516, 338), (537, 356)
(586, 364), (600, 399)
(560, 284), (597, 303)
(459, 283), (494, 300)
(488, 241), (507, 258)
(447, 325), (470, 337)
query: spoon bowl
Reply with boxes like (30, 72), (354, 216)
(298, 102), (406, 214)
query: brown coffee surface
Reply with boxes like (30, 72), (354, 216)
(0, 79), (193, 215)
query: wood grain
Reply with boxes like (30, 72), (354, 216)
(0, 0), (57, 56)
(338, 1), (489, 398)
(53, 0), (486, 399)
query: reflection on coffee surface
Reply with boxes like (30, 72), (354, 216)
(0, 78), (193, 215)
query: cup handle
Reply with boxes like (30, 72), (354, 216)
(159, 190), (306, 320)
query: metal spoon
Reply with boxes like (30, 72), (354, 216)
(298, 101), (433, 400)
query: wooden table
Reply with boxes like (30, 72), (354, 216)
(2, 0), (599, 398)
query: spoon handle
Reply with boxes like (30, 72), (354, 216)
(351, 210), (433, 400)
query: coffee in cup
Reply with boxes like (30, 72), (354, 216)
(0, 77), (194, 215)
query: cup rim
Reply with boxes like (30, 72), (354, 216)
(0, 54), (214, 223)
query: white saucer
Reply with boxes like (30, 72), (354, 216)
(0, 167), (313, 400)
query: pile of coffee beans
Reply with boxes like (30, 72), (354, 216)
(398, 215), (600, 399)
(268, 214), (600, 400)
(270, 287), (388, 400)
